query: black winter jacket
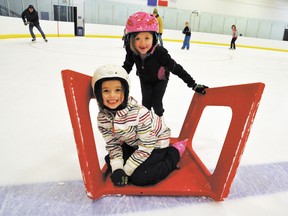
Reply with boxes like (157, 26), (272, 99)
(182, 26), (191, 36)
(21, 7), (39, 25)
(122, 45), (195, 87)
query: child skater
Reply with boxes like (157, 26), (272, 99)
(122, 12), (208, 117)
(230, 25), (238, 50)
(181, 21), (191, 50)
(91, 64), (187, 186)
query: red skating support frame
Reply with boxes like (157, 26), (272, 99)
(61, 69), (265, 201)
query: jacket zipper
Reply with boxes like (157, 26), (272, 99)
(141, 58), (144, 69)
(107, 110), (116, 134)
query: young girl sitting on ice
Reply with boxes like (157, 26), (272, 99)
(92, 64), (187, 186)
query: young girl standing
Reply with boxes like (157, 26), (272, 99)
(92, 64), (187, 186)
(230, 25), (238, 50)
(122, 12), (208, 117)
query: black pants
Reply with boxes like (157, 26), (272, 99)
(140, 80), (168, 116)
(29, 24), (46, 39)
(105, 143), (180, 186)
(230, 37), (237, 49)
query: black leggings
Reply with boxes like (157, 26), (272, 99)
(140, 80), (168, 116)
(230, 37), (237, 49)
(105, 143), (180, 186)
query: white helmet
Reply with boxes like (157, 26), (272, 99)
(92, 64), (130, 91)
(91, 64), (130, 109)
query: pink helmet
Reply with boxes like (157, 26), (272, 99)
(126, 11), (159, 34)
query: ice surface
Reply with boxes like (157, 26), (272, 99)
(0, 37), (287, 215)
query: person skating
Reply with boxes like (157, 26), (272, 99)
(21, 5), (48, 42)
(230, 25), (238, 50)
(153, 8), (164, 47)
(181, 22), (191, 50)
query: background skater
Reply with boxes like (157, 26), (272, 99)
(22, 5), (48, 42)
(181, 22), (191, 50)
(230, 25), (238, 50)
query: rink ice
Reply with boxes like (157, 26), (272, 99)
(0, 37), (287, 216)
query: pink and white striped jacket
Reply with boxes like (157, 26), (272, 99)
(97, 96), (171, 176)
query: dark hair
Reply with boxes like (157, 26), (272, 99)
(93, 77), (129, 110)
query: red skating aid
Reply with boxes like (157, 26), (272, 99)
(62, 69), (264, 201)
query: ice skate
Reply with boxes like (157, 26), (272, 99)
(172, 139), (187, 157)
(43, 37), (48, 42)
(31, 38), (36, 42)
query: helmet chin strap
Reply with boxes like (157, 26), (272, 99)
(103, 102), (127, 114)
(149, 43), (159, 54)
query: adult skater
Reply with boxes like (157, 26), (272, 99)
(21, 5), (48, 42)
(91, 64), (187, 186)
(122, 11), (208, 117)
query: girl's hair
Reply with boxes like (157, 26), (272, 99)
(129, 33), (137, 53)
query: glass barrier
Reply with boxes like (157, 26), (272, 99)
(0, 0), (287, 40)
